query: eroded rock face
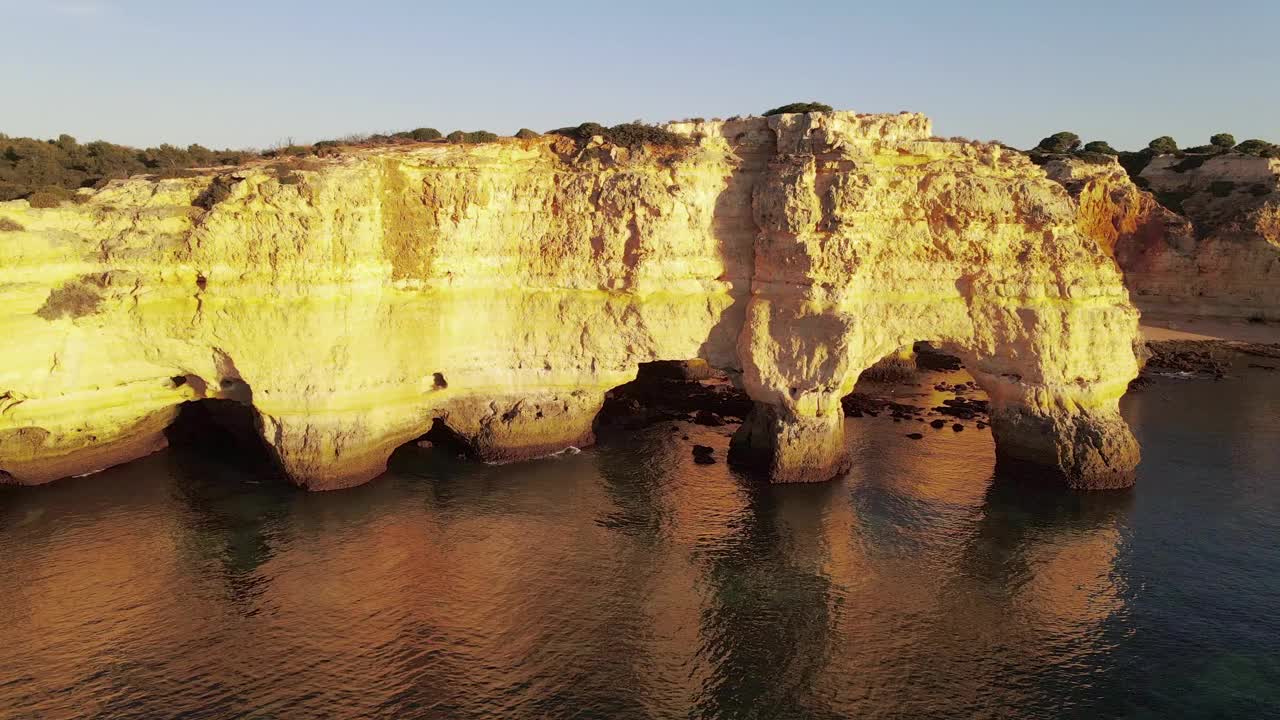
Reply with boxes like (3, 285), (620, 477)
(1045, 154), (1280, 321)
(0, 112), (1143, 490)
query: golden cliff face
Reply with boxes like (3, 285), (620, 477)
(1045, 154), (1280, 321)
(0, 112), (1142, 490)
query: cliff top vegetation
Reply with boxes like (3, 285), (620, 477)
(1027, 130), (1280, 182)
(547, 122), (691, 149)
(0, 133), (254, 202)
(763, 101), (834, 116)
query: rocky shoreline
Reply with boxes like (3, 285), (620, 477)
(1137, 339), (1280, 382)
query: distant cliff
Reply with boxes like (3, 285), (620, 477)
(1044, 153), (1280, 322)
(0, 111), (1142, 490)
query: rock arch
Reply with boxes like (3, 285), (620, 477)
(0, 110), (1142, 491)
(727, 114), (1140, 488)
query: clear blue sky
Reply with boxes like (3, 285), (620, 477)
(4, 0), (1278, 151)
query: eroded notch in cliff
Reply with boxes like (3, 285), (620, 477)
(165, 375), (278, 477)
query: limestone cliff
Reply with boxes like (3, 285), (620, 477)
(0, 112), (1142, 490)
(1045, 154), (1280, 321)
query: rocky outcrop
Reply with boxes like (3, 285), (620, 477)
(1044, 154), (1280, 321)
(0, 112), (1143, 490)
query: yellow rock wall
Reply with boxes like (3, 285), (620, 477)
(0, 112), (1142, 490)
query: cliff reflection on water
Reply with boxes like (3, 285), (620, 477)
(1, 367), (1278, 719)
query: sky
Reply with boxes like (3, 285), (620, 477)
(3, 0), (1278, 151)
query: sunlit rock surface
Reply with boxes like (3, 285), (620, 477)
(1045, 154), (1280, 322)
(0, 112), (1142, 489)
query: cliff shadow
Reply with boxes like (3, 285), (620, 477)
(953, 468), (1133, 594)
(693, 124), (777, 372)
(691, 480), (843, 720)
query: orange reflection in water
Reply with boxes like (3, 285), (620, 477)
(0, 368), (1140, 719)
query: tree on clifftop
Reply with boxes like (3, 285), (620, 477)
(1083, 140), (1118, 155)
(1234, 139), (1279, 157)
(1035, 131), (1081, 154)
(762, 102), (833, 116)
(1147, 136), (1179, 155)
(1210, 133), (1236, 149)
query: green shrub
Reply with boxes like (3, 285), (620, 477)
(0, 133), (250, 200)
(28, 186), (72, 208)
(446, 130), (499, 144)
(1073, 150), (1115, 165)
(1036, 131), (1081, 154)
(1234, 139), (1277, 157)
(1082, 140), (1118, 155)
(1182, 144), (1226, 155)
(1147, 136), (1179, 155)
(0, 217), (23, 232)
(549, 122), (607, 140)
(1210, 133), (1236, 148)
(548, 122), (689, 149)
(407, 127), (442, 141)
(312, 140), (343, 157)
(762, 101), (833, 116)
(601, 123), (689, 148)
(515, 128), (541, 139)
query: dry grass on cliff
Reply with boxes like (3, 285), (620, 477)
(35, 276), (104, 320)
(0, 217), (23, 232)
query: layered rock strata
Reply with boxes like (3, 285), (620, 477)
(1044, 154), (1280, 321)
(0, 112), (1142, 490)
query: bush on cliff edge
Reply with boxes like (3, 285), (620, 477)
(1147, 136), (1179, 155)
(548, 122), (690, 149)
(1083, 140), (1118, 155)
(446, 130), (499, 144)
(1210, 133), (1236, 149)
(762, 102), (834, 116)
(1035, 131), (1081, 154)
(1235, 139), (1280, 157)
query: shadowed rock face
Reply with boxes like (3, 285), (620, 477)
(0, 112), (1142, 490)
(1044, 154), (1280, 322)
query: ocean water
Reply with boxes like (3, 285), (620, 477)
(2, 366), (1278, 719)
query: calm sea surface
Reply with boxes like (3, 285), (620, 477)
(2, 366), (1278, 719)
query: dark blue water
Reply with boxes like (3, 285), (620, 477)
(1, 367), (1277, 719)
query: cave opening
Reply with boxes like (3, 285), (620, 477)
(594, 359), (752, 436)
(164, 377), (278, 475)
(409, 418), (474, 457)
(845, 342), (989, 430)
